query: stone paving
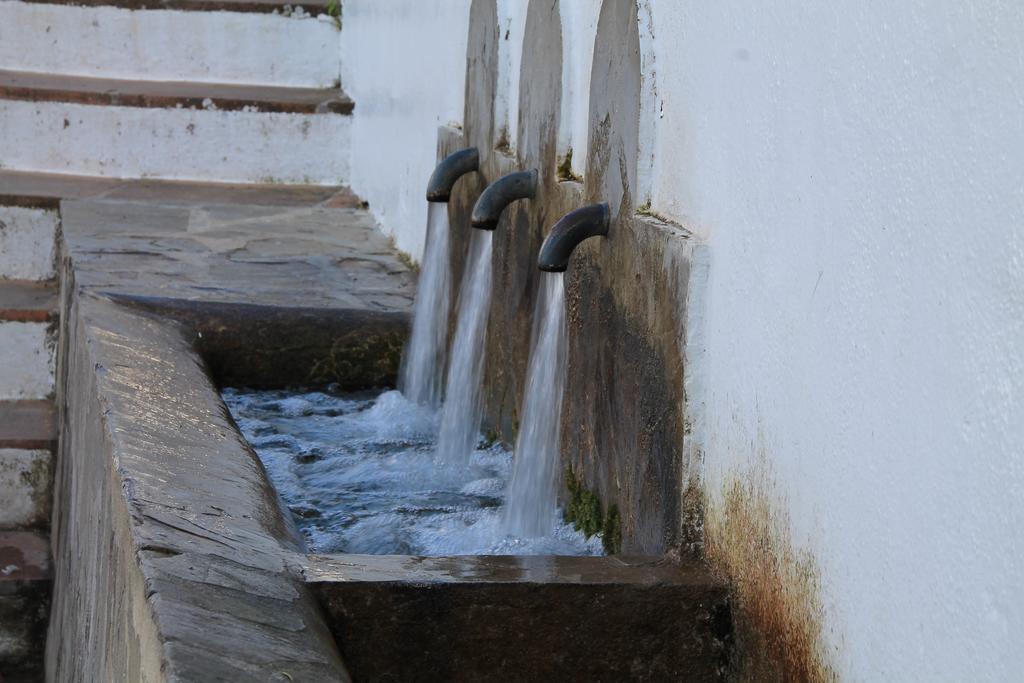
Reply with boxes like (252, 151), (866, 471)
(62, 198), (415, 314)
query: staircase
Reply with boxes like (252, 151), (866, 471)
(0, 0), (351, 677)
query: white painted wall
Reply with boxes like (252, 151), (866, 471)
(0, 100), (350, 184)
(340, 0), (601, 255)
(493, 1), (526, 151)
(556, 3), (600, 176)
(347, 0), (1024, 678)
(340, 0), (472, 259)
(647, 2), (1024, 680)
(0, 1), (341, 87)
(0, 208), (58, 281)
(0, 449), (51, 528)
(0, 323), (53, 399)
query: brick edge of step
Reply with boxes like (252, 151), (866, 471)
(0, 531), (50, 584)
(0, 70), (354, 115)
(0, 281), (58, 325)
(0, 400), (57, 452)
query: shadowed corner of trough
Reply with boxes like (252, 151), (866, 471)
(96, 292), (411, 390)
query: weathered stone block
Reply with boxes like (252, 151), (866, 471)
(308, 554), (732, 682)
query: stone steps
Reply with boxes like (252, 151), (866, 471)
(14, 0), (329, 12)
(0, 531), (51, 680)
(0, 282), (56, 402)
(0, 0), (340, 88)
(0, 400), (57, 452)
(0, 400), (56, 532)
(0, 71), (352, 184)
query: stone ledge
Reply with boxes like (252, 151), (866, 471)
(49, 294), (351, 680)
(61, 198), (413, 314)
(0, 169), (359, 211)
(0, 402), (56, 452)
(0, 70), (353, 115)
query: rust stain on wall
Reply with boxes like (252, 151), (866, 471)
(704, 460), (837, 682)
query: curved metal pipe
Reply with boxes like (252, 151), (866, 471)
(537, 203), (610, 272)
(426, 147), (480, 202)
(470, 169), (538, 230)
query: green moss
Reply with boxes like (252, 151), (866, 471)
(494, 127), (511, 155)
(479, 429), (500, 449)
(387, 236), (419, 274)
(326, 0), (342, 28)
(564, 468), (601, 538)
(564, 467), (623, 554)
(634, 201), (675, 224)
(557, 149), (583, 183)
(396, 249), (419, 275)
(307, 331), (404, 388)
(602, 504), (622, 555)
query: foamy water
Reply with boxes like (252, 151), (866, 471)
(224, 387), (602, 556)
(399, 203), (451, 407)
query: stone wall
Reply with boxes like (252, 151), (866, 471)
(47, 283), (350, 681)
(359, 1), (1024, 678)
(438, 0), (698, 556)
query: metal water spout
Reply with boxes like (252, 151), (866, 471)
(426, 147), (480, 202)
(470, 170), (538, 230)
(537, 203), (610, 272)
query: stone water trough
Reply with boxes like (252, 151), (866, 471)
(49, 187), (731, 680)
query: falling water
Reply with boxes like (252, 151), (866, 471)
(399, 203), (451, 407)
(502, 273), (568, 538)
(436, 230), (494, 467)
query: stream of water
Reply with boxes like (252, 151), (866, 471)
(399, 203), (451, 407)
(435, 230), (494, 468)
(501, 273), (568, 538)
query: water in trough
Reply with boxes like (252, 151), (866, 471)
(224, 386), (600, 556)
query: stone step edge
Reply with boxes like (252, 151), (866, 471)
(0, 69), (353, 115)
(0, 400), (58, 451)
(0, 531), (51, 584)
(11, 0), (330, 14)
(0, 281), (58, 324)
